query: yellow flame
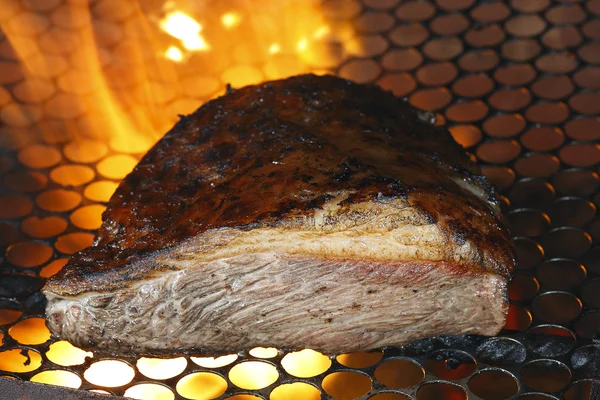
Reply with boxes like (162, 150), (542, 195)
(165, 46), (184, 62)
(313, 25), (330, 39)
(222, 12), (242, 29)
(269, 43), (281, 54)
(1, 0), (343, 159)
(160, 11), (202, 38)
(182, 35), (210, 51)
(0, 1), (360, 393)
(160, 11), (209, 51)
(297, 38), (308, 52)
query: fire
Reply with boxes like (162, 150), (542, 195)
(221, 12), (242, 29)
(8, 318), (51, 345)
(125, 383), (176, 400)
(83, 359), (135, 387)
(281, 349), (332, 378)
(271, 382), (321, 400)
(229, 361), (279, 390)
(0, 0), (343, 158)
(313, 25), (330, 39)
(0, 0), (355, 395)
(137, 357), (187, 380)
(176, 372), (227, 399)
(269, 43), (281, 54)
(45, 341), (93, 366)
(160, 11), (210, 51)
(297, 38), (309, 52)
(31, 370), (82, 389)
(165, 45), (184, 62)
(0, 349), (43, 373)
(249, 347), (279, 358)
(191, 354), (238, 368)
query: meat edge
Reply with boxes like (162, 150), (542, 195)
(45, 252), (509, 356)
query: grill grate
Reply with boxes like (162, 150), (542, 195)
(1, 0), (599, 399)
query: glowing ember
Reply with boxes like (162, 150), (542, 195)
(83, 181), (119, 203)
(249, 347), (279, 358)
(268, 43), (281, 54)
(6, 242), (53, 268)
(165, 46), (184, 62)
(21, 216), (67, 239)
(84, 360), (135, 387)
(313, 25), (330, 39)
(40, 258), (69, 278)
(336, 350), (384, 369)
(271, 382), (321, 400)
(160, 11), (202, 38)
(125, 383), (175, 400)
(221, 12), (242, 29)
(191, 354), (238, 368)
(0, 0), (354, 396)
(137, 357), (188, 380)
(69, 204), (106, 231)
(176, 372), (227, 400)
(30, 370), (82, 389)
(228, 361), (279, 390)
(280, 349), (331, 378)
(297, 38), (308, 52)
(160, 11), (209, 51)
(54, 232), (95, 255)
(96, 154), (138, 180)
(322, 371), (372, 399)
(8, 318), (51, 345)
(0, 349), (43, 373)
(46, 341), (93, 367)
(181, 35), (210, 52)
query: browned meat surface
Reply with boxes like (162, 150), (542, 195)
(43, 74), (515, 355)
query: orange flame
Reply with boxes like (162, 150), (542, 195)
(0, 0), (353, 392)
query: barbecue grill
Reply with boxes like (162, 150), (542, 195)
(0, 0), (599, 399)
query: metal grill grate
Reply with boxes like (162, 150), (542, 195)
(0, 0), (599, 399)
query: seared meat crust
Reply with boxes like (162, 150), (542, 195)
(45, 74), (512, 296)
(44, 74), (515, 355)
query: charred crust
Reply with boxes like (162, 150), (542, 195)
(447, 220), (467, 246)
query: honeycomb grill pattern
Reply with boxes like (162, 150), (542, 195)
(0, 0), (599, 399)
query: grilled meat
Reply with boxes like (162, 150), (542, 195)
(43, 74), (515, 355)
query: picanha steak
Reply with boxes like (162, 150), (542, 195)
(43, 74), (515, 355)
